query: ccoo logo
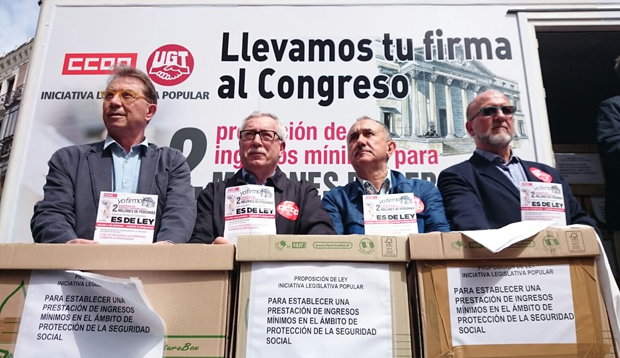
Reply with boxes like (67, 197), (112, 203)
(530, 167), (553, 183)
(277, 201), (299, 221)
(146, 44), (194, 86)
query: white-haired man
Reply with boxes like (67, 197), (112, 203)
(191, 111), (335, 244)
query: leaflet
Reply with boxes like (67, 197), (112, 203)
(363, 193), (418, 235)
(93, 192), (158, 244)
(520, 182), (566, 226)
(13, 270), (165, 357)
(224, 185), (276, 244)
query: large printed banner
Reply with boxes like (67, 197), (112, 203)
(2, 3), (535, 242)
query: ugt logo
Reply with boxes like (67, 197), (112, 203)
(146, 44), (194, 86)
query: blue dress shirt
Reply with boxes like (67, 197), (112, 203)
(104, 135), (149, 193)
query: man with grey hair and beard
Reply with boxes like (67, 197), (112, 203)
(438, 90), (598, 233)
(191, 111), (335, 244)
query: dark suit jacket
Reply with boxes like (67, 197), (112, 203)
(31, 141), (196, 243)
(438, 152), (600, 235)
(597, 96), (620, 230)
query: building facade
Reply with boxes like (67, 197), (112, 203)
(375, 44), (527, 156)
(0, 39), (33, 200)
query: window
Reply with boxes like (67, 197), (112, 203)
(6, 77), (15, 94)
(383, 112), (392, 133)
(0, 103), (19, 139)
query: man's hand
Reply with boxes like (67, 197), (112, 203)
(66, 238), (99, 244)
(213, 237), (231, 245)
(152, 241), (174, 245)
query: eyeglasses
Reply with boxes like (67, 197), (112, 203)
(100, 89), (151, 104)
(471, 105), (516, 120)
(239, 130), (281, 142)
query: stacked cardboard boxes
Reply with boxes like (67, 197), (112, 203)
(234, 235), (411, 358)
(0, 244), (235, 357)
(408, 227), (616, 357)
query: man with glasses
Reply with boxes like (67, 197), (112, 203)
(190, 111), (335, 244)
(31, 65), (196, 244)
(438, 90), (598, 231)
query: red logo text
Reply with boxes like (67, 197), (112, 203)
(277, 201), (300, 221)
(62, 53), (137, 75)
(146, 44), (194, 86)
(530, 167), (553, 183)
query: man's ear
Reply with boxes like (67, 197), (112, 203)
(145, 104), (157, 124)
(279, 140), (286, 158)
(466, 120), (475, 136)
(387, 140), (396, 159)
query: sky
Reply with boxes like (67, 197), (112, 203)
(0, 0), (40, 57)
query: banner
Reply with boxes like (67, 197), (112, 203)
(2, 3), (535, 242)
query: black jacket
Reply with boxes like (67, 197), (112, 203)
(191, 167), (335, 243)
(597, 96), (620, 231)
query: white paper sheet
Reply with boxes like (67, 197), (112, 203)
(457, 221), (620, 351)
(14, 270), (165, 358)
(245, 262), (393, 358)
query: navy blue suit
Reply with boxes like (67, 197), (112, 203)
(31, 141), (196, 243)
(438, 152), (599, 234)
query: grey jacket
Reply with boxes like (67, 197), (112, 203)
(31, 141), (196, 243)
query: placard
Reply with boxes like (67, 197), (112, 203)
(520, 182), (566, 226)
(363, 193), (418, 235)
(446, 263), (575, 346)
(93, 192), (158, 244)
(223, 185), (276, 244)
(245, 262), (392, 357)
(554, 153), (604, 184)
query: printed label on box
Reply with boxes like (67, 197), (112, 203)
(446, 263), (576, 346)
(246, 262), (392, 357)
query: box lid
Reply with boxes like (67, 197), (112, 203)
(237, 235), (409, 262)
(0, 244), (235, 270)
(409, 227), (599, 260)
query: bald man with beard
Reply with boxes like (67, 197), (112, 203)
(438, 90), (599, 234)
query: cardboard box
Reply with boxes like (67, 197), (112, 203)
(408, 228), (616, 358)
(0, 244), (234, 357)
(234, 235), (411, 358)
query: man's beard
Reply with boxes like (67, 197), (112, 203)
(476, 129), (513, 147)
